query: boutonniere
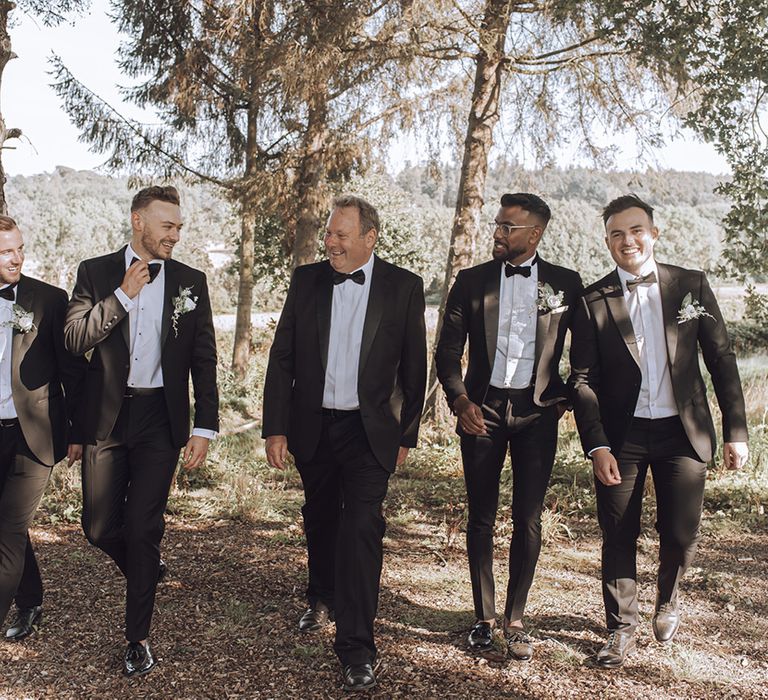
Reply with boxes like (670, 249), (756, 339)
(537, 282), (565, 313)
(2, 304), (36, 334)
(171, 285), (198, 337)
(677, 292), (715, 324)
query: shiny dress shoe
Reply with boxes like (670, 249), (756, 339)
(158, 559), (168, 583)
(467, 620), (494, 651)
(123, 641), (156, 677)
(298, 603), (333, 632)
(652, 603), (680, 643)
(505, 627), (534, 661)
(5, 605), (43, 641)
(342, 663), (376, 692)
(596, 629), (636, 668)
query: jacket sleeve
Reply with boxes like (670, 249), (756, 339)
(190, 274), (219, 432)
(434, 271), (470, 408)
(398, 276), (427, 447)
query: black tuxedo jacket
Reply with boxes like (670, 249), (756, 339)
(262, 256), (427, 472)
(64, 247), (219, 449)
(9, 275), (87, 466)
(435, 257), (583, 427)
(569, 263), (748, 462)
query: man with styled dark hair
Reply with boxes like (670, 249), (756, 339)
(569, 193), (748, 668)
(436, 192), (582, 660)
(263, 194), (427, 693)
(0, 215), (86, 642)
(65, 185), (219, 676)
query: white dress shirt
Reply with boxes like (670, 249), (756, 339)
(115, 245), (215, 440)
(617, 259), (678, 419)
(0, 284), (18, 419)
(322, 254), (375, 410)
(490, 254), (538, 389)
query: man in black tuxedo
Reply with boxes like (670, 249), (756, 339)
(435, 193), (582, 660)
(263, 194), (427, 693)
(0, 215), (86, 641)
(64, 186), (219, 676)
(569, 194), (748, 668)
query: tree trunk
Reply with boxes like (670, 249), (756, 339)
(0, 1), (17, 216)
(291, 95), (329, 268)
(424, 0), (512, 416)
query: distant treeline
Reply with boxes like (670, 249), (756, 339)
(7, 164), (732, 310)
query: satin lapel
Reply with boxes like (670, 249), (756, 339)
(161, 261), (177, 348)
(358, 256), (387, 379)
(657, 263), (680, 366)
(604, 272), (641, 369)
(484, 262), (501, 370)
(316, 262), (333, 374)
(534, 260), (553, 362)
(11, 277), (35, 372)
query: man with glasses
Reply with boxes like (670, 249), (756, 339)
(436, 192), (582, 660)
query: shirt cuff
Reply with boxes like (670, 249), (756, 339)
(191, 428), (217, 440)
(588, 446), (611, 457)
(114, 287), (135, 312)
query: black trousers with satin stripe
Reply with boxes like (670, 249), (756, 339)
(0, 422), (49, 627)
(81, 393), (179, 642)
(596, 416), (706, 631)
(460, 386), (558, 622)
(296, 411), (391, 666)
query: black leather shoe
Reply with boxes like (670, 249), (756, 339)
(158, 559), (167, 583)
(652, 603), (680, 643)
(5, 606), (43, 641)
(505, 627), (534, 661)
(342, 663), (376, 692)
(298, 603), (333, 632)
(596, 629), (636, 668)
(467, 620), (494, 651)
(123, 641), (156, 677)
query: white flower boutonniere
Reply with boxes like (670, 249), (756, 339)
(677, 292), (715, 324)
(171, 285), (198, 337)
(537, 282), (565, 313)
(1, 304), (36, 334)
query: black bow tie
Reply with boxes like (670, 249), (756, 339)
(333, 269), (366, 286)
(0, 282), (18, 301)
(131, 257), (162, 283)
(626, 271), (657, 291)
(505, 263), (532, 278)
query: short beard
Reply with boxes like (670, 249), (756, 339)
(492, 244), (527, 263)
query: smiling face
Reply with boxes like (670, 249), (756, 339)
(131, 200), (183, 261)
(324, 206), (376, 273)
(604, 206), (659, 275)
(0, 227), (24, 286)
(491, 205), (543, 265)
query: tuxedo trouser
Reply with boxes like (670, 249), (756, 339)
(460, 386), (558, 622)
(81, 393), (179, 642)
(0, 421), (49, 627)
(296, 410), (390, 666)
(595, 416), (706, 631)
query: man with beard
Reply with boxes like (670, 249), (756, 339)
(0, 215), (86, 641)
(263, 194), (427, 692)
(64, 186), (218, 676)
(569, 194), (748, 667)
(435, 192), (582, 660)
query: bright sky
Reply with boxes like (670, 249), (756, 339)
(4, 1), (730, 178)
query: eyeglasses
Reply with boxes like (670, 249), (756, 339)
(488, 222), (537, 236)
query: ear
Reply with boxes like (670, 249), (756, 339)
(131, 211), (144, 232)
(650, 226), (660, 242)
(530, 226), (544, 246)
(366, 228), (378, 249)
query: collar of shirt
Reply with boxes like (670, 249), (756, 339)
(352, 253), (375, 280)
(124, 243), (165, 271)
(616, 258), (658, 294)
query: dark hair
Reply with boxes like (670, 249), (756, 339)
(332, 194), (380, 236)
(0, 215), (18, 232)
(130, 185), (180, 212)
(499, 192), (551, 226)
(602, 194), (654, 226)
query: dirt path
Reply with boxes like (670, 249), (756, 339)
(1, 519), (767, 699)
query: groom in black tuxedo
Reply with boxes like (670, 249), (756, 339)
(64, 186), (219, 676)
(263, 194), (427, 693)
(436, 193), (582, 660)
(569, 194), (748, 668)
(0, 215), (86, 641)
